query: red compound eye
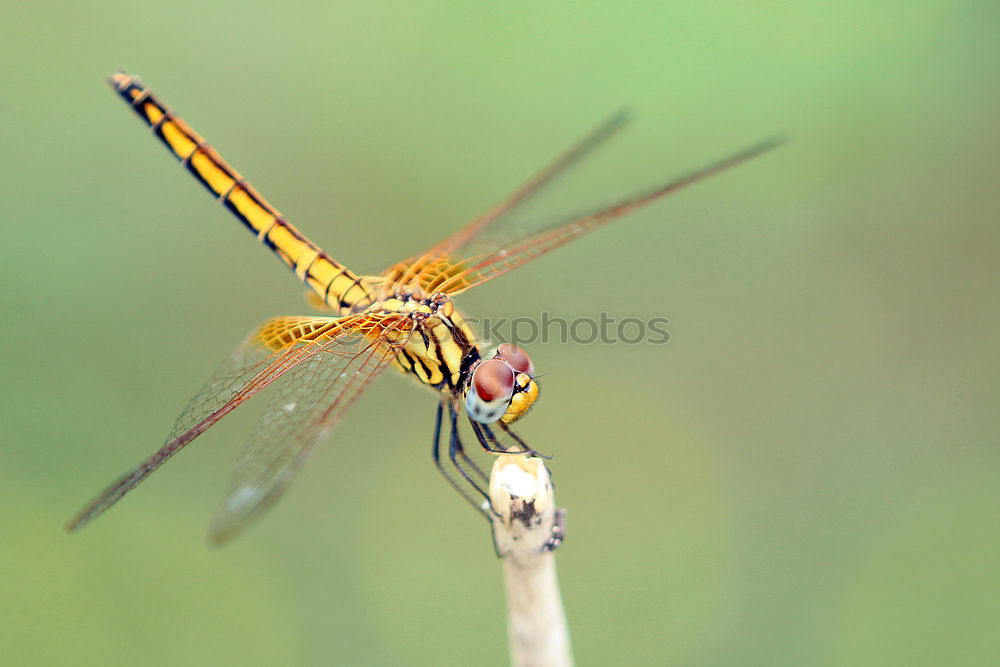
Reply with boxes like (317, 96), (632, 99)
(497, 343), (534, 375)
(472, 359), (515, 402)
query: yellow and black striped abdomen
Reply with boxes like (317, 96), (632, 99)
(109, 72), (374, 314)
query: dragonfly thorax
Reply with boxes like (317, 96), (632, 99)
(386, 294), (477, 391)
(371, 289), (453, 318)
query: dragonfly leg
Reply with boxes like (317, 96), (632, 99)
(431, 400), (489, 516)
(448, 403), (491, 500)
(496, 422), (552, 460)
(470, 420), (510, 454)
(470, 420), (550, 459)
(458, 442), (490, 484)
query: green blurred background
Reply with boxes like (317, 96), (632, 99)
(2, 1), (998, 665)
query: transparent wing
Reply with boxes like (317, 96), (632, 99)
(66, 314), (398, 532)
(383, 111), (782, 295)
(208, 315), (411, 544)
(434, 136), (783, 295)
(382, 109), (632, 291)
(423, 109), (633, 261)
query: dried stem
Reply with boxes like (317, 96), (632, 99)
(489, 454), (572, 667)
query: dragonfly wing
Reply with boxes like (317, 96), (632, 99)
(66, 314), (382, 532)
(425, 109), (632, 260)
(382, 110), (632, 291)
(384, 111), (781, 295)
(207, 314), (411, 544)
(441, 136), (783, 294)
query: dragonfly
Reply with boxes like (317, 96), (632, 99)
(67, 72), (781, 544)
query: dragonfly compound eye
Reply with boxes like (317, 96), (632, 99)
(466, 359), (516, 424)
(496, 343), (534, 375)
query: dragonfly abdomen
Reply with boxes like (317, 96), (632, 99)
(108, 72), (374, 314)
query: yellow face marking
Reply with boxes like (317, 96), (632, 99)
(501, 374), (539, 424)
(159, 121), (198, 160)
(189, 151), (236, 196)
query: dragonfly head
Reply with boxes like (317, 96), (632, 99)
(465, 343), (539, 425)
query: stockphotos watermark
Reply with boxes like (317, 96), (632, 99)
(459, 312), (671, 346)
